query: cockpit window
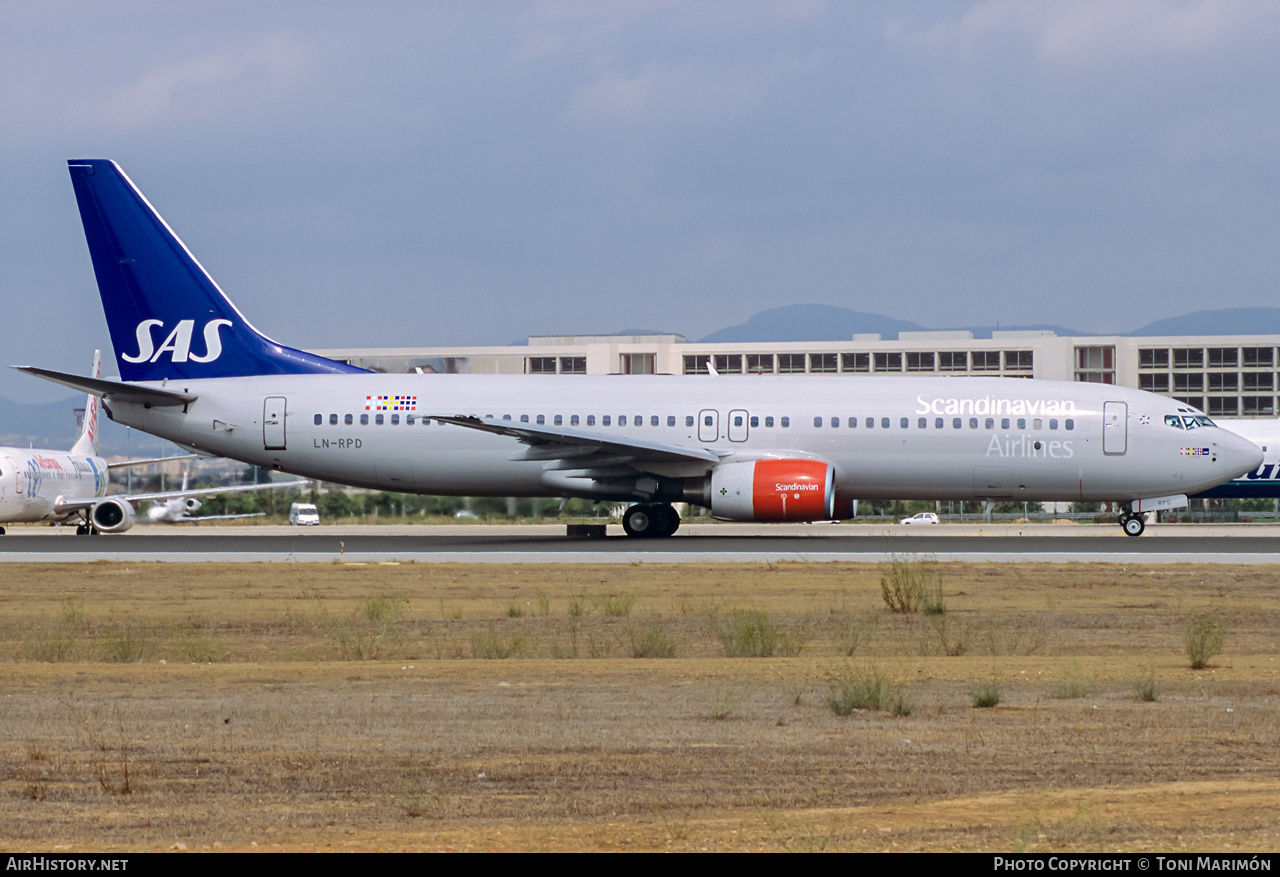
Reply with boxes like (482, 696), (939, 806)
(1164, 415), (1184, 429)
(1182, 415), (1215, 430)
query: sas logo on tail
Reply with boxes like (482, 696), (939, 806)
(123, 319), (232, 364)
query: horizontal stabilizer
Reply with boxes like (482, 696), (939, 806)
(14, 366), (197, 407)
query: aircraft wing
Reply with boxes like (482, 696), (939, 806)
(172, 512), (266, 522)
(14, 366), (197, 407)
(52, 480), (311, 514)
(430, 415), (723, 469)
(108, 454), (199, 470)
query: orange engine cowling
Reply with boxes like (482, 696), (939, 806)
(709, 459), (834, 522)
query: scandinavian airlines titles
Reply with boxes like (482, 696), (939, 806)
(915, 394), (1079, 417)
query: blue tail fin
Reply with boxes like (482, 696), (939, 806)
(67, 159), (366, 381)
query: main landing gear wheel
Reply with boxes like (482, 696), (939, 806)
(622, 503), (680, 538)
(1119, 513), (1145, 537)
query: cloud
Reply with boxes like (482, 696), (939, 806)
(568, 62), (765, 125)
(0, 28), (319, 140)
(889, 0), (1280, 69)
(95, 34), (317, 129)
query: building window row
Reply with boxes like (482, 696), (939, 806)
(1170, 396), (1276, 416)
(682, 350), (1033, 375)
(1140, 347), (1276, 369)
(526, 356), (586, 375)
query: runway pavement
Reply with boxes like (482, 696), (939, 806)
(0, 522), (1277, 563)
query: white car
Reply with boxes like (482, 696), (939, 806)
(899, 512), (941, 525)
(289, 502), (320, 526)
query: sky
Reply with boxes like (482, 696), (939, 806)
(2, 0), (1279, 402)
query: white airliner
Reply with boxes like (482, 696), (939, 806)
(17, 160), (1264, 538)
(1196, 419), (1280, 500)
(144, 470), (274, 524)
(1, 351), (307, 534)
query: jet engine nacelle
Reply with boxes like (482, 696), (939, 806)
(90, 498), (136, 533)
(185, 497), (201, 513)
(709, 459), (834, 522)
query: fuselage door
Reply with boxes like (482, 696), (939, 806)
(1103, 401), (1127, 455)
(5, 456), (22, 495)
(698, 409), (719, 443)
(728, 409), (749, 442)
(264, 397), (287, 450)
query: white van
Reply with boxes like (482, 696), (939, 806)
(289, 502), (320, 526)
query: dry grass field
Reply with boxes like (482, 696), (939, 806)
(0, 559), (1277, 852)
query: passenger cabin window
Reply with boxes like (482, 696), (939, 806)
(314, 414), (322, 425)
(686, 416), (695, 427)
(781, 417), (790, 428)
(360, 414), (369, 425)
(345, 414), (353, 425)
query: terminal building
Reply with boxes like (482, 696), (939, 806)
(313, 330), (1280, 420)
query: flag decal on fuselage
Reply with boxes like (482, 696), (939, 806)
(365, 395), (418, 411)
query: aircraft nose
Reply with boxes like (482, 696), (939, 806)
(1217, 428), (1264, 479)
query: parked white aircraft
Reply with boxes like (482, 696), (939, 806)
(1, 352), (307, 534)
(18, 160), (1264, 537)
(144, 470), (280, 524)
(1196, 419), (1280, 500)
